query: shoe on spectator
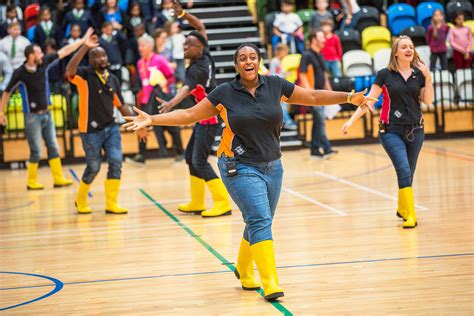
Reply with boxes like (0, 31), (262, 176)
(125, 154), (146, 166)
(323, 150), (338, 159)
(175, 154), (185, 162)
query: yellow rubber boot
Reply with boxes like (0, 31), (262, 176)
(201, 178), (232, 217)
(250, 240), (284, 301)
(234, 238), (261, 291)
(178, 176), (206, 214)
(400, 187), (417, 229)
(75, 180), (93, 214)
(396, 189), (407, 221)
(49, 157), (73, 187)
(104, 179), (128, 214)
(27, 162), (44, 190)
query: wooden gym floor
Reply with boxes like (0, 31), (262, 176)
(1, 138), (473, 314)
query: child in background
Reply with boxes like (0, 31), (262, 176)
(449, 12), (472, 70)
(309, 0), (334, 32)
(34, 6), (64, 50)
(426, 9), (449, 70)
(99, 21), (126, 82)
(269, 43), (298, 131)
(320, 19), (342, 77)
(272, 0), (304, 54)
(167, 21), (185, 83)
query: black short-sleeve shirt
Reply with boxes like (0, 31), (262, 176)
(5, 53), (59, 113)
(69, 66), (123, 133)
(207, 75), (295, 163)
(374, 67), (425, 124)
(184, 51), (217, 103)
(298, 50), (326, 90)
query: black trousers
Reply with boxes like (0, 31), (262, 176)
(185, 123), (220, 181)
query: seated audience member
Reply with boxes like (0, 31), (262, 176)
(0, 22), (31, 69)
(34, 6), (64, 50)
(99, 21), (127, 82)
(272, 0), (304, 54)
(310, 0), (334, 32)
(61, 0), (96, 36)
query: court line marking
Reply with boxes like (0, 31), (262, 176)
(0, 201), (35, 212)
(1, 252), (472, 291)
(0, 271), (63, 311)
(314, 171), (429, 211)
(282, 187), (348, 216)
(139, 188), (293, 316)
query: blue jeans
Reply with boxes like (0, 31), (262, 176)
(309, 106), (332, 155)
(25, 112), (60, 163)
(379, 125), (424, 189)
(325, 60), (342, 78)
(185, 123), (220, 181)
(218, 156), (283, 245)
(80, 124), (123, 184)
(339, 10), (362, 31)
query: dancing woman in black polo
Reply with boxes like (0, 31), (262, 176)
(124, 43), (376, 302)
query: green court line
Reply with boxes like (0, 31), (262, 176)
(139, 188), (293, 316)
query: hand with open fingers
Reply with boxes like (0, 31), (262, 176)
(85, 34), (99, 50)
(350, 89), (378, 112)
(417, 60), (430, 78)
(172, 0), (184, 16)
(156, 96), (173, 114)
(341, 120), (353, 134)
(123, 107), (153, 131)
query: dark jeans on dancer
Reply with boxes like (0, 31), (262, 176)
(186, 123), (219, 181)
(379, 124), (424, 189)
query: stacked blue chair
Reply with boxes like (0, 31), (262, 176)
(416, 2), (444, 29)
(387, 3), (417, 36)
(27, 25), (36, 42)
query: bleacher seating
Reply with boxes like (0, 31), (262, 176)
(296, 9), (314, 37)
(401, 26), (427, 46)
(373, 48), (391, 72)
(387, 3), (417, 36)
(24, 3), (39, 29)
(416, 2), (445, 29)
(354, 6), (380, 33)
(416, 45), (431, 64)
(335, 29), (362, 53)
(342, 50), (373, 77)
(361, 26), (391, 57)
(281, 54), (302, 83)
(446, 2), (473, 22)
(432, 70), (456, 107)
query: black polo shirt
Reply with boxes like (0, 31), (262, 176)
(5, 53), (59, 113)
(207, 75), (295, 163)
(69, 66), (123, 133)
(298, 49), (326, 90)
(375, 68), (425, 125)
(184, 50), (217, 103)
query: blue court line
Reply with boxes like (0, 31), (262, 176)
(0, 271), (63, 311)
(1, 252), (472, 293)
(68, 168), (92, 197)
(139, 188), (293, 316)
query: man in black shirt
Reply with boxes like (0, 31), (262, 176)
(152, 2), (231, 218)
(0, 28), (93, 190)
(299, 30), (338, 159)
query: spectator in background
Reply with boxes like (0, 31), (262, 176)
(0, 5), (21, 38)
(153, 28), (174, 64)
(166, 21), (186, 83)
(299, 30), (337, 159)
(126, 34), (183, 164)
(272, 0), (304, 54)
(269, 43), (297, 130)
(320, 19), (342, 77)
(99, 21), (126, 82)
(154, 0), (175, 28)
(61, 0), (96, 36)
(133, 0), (155, 22)
(340, 0), (361, 31)
(100, 0), (126, 31)
(449, 12), (472, 70)
(426, 9), (449, 71)
(0, 51), (13, 93)
(310, 0), (334, 32)
(0, 22), (31, 69)
(34, 6), (64, 50)
(125, 2), (147, 36)
(43, 39), (65, 93)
